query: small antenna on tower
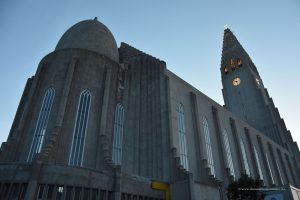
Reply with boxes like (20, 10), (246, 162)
(224, 24), (229, 30)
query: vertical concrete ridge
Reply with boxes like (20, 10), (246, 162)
(14, 61), (47, 161)
(99, 68), (114, 166)
(0, 77), (33, 161)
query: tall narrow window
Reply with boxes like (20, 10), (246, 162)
(69, 90), (91, 166)
(237, 58), (242, 67)
(265, 153), (275, 184)
(275, 159), (284, 185)
(222, 129), (235, 179)
(230, 58), (235, 67)
(176, 103), (189, 170)
(240, 138), (250, 176)
(224, 66), (229, 74)
(254, 146), (264, 180)
(230, 58), (235, 71)
(112, 103), (125, 165)
(27, 87), (55, 162)
(203, 117), (215, 176)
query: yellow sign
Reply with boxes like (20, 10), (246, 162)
(151, 181), (170, 200)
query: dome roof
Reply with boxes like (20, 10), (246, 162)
(55, 18), (119, 62)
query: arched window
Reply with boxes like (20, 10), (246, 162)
(254, 146), (264, 180)
(224, 66), (229, 74)
(203, 117), (215, 176)
(240, 138), (250, 176)
(222, 129), (235, 179)
(230, 58), (234, 66)
(237, 58), (242, 67)
(112, 103), (125, 165)
(27, 87), (55, 162)
(176, 103), (189, 170)
(69, 90), (91, 166)
(265, 153), (275, 184)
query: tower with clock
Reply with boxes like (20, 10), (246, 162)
(221, 27), (291, 149)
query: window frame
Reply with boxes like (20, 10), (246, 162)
(176, 103), (189, 171)
(202, 117), (216, 176)
(69, 89), (91, 166)
(240, 138), (251, 176)
(112, 103), (125, 165)
(253, 146), (264, 180)
(222, 129), (235, 179)
(27, 87), (55, 162)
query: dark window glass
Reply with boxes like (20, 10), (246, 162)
(100, 190), (106, 200)
(65, 186), (73, 200)
(56, 186), (64, 200)
(91, 189), (98, 200)
(108, 191), (113, 200)
(19, 183), (28, 199)
(2, 183), (10, 199)
(10, 183), (20, 199)
(37, 184), (45, 199)
(74, 187), (82, 200)
(83, 188), (89, 199)
(47, 185), (54, 200)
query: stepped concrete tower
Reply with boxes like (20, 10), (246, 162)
(0, 20), (300, 199)
(221, 28), (294, 150)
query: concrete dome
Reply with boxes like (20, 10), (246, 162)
(55, 18), (119, 62)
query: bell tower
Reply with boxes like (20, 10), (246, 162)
(221, 27), (288, 148)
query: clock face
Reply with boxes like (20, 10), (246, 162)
(233, 77), (241, 86)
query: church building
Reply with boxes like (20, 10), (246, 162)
(0, 18), (299, 200)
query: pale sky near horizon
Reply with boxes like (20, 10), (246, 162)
(0, 1), (300, 147)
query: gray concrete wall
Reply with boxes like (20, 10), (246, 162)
(2, 48), (120, 172)
(165, 67), (300, 192)
(119, 43), (171, 182)
(193, 182), (221, 200)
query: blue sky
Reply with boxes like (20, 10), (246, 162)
(0, 0), (299, 145)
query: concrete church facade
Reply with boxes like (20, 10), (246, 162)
(0, 18), (299, 199)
